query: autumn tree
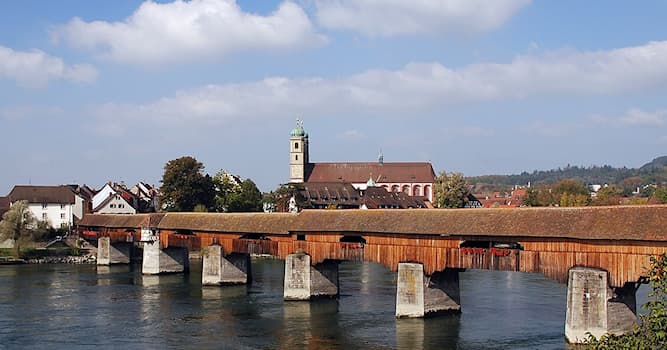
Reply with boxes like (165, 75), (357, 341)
(0, 201), (35, 257)
(594, 185), (622, 206)
(159, 156), (215, 212)
(434, 171), (470, 208)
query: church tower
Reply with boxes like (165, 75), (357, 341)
(289, 118), (309, 183)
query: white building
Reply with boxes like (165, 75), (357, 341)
(92, 182), (137, 214)
(8, 185), (84, 229)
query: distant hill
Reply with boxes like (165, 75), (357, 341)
(467, 156), (667, 192)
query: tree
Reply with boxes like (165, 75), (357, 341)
(553, 179), (590, 207)
(0, 200), (35, 257)
(212, 170), (241, 212)
(270, 183), (312, 212)
(594, 185), (622, 206)
(159, 156), (215, 212)
(434, 172), (470, 208)
(584, 253), (667, 348)
(227, 179), (263, 212)
(655, 186), (667, 204)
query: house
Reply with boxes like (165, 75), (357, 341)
(129, 182), (159, 213)
(7, 185), (84, 228)
(288, 119), (436, 203)
(92, 182), (137, 214)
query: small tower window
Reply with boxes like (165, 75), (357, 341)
(295, 142), (299, 149)
(295, 155), (299, 161)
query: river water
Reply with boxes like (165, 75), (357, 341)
(0, 260), (649, 350)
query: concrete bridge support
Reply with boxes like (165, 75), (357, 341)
(97, 236), (133, 265)
(202, 245), (252, 286)
(565, 267), (637, 343)
(396, 263), (461, 318)
(141, 240), (189, 275)
(284, 253), (339, 300)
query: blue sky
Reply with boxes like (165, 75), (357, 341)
(2, 0), (667, 194)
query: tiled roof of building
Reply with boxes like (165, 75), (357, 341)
(8, 185), (76, 204)
(361, 187), (426, 209)
(303, 182), (360, 208)
(305, 162), (435, 183)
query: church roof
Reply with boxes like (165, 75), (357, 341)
(305, 162), (435, 183)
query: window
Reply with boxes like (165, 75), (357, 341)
(119, 204), (124, 208)
(295, 155), (299, 161)
(60, 213), (65, 219)
(42, 203), (47, 209)
(110, 204), (116, 208)
(60, 204), (66, 210)
(294, 142), (299, 149)
(42, 213), (48, 220)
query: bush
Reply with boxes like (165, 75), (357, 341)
(584, 253), (667, 349)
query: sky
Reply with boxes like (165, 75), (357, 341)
(1, 0), (667, 194)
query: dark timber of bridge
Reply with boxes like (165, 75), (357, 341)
(79, 205), (667, 288)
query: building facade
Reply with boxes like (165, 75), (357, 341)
(7, 185), (84, 228)
(288, 120), (436, 202)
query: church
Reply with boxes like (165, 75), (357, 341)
(288, 120), (436, 205)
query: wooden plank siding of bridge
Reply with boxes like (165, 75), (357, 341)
(77, 206), (667, 287)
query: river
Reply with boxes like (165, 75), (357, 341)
(0, 260), (649, 349)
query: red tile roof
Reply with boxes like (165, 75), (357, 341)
(306, 162), (435, 183)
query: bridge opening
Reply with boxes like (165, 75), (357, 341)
(296, 234), (306, 241)
(175, 229), (194, 236)
(459, 240), (523, 250)
(239, 233), (269, 240)
(340, 236), (366, 244)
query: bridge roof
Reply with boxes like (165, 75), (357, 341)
(78, 213), (164, 228)
(292, 206), (667, 241)
(77, 205), (667, 241)
(157, 212), (297, 234)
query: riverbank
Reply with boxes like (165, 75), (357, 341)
(25, 255), (96, 264)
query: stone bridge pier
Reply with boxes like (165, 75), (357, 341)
(565, 267), (637, 343)
(202, 245), (252, 286)
(97, 236), (134, 265)
(141, 239), (189, 275)
(396, 263), (461, 318)
(284, 253), (339, 300)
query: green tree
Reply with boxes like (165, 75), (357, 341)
(655, 186), (667, 204)
(212, 171), (241, 212)
(159, 156), (215, 212)
(585, 253), (667, 349)
(227, 179), (263, 212)
(434, 171), (470, 208)
(0, 200), (35, 257)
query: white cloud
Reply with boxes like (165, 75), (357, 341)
(54, 0), (325, 65)
(0, 46), (97, 88)
(0, 105), (64, 121)
(619, 108), (667, 127)
(315, 0), (531, 37)
(91, 40), (667, 132)
(337, 129), (366, 140)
